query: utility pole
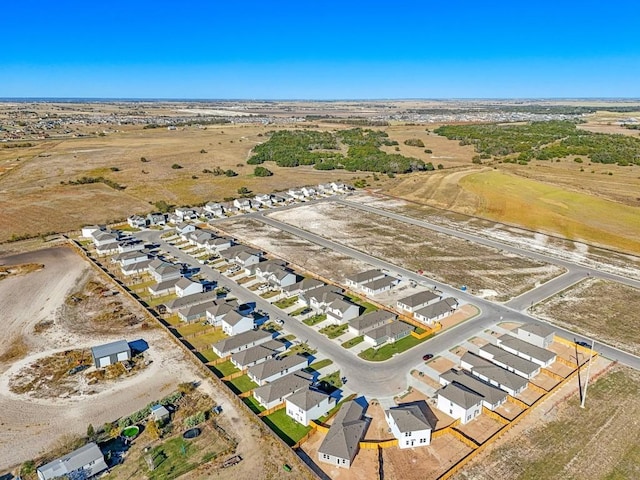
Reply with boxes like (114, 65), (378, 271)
(580, 339), (596, 409)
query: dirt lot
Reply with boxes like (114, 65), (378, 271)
(214, 218), (375, 284)
(532, 277), (640, 356)
(454, 359), (640, 480)
(456, 415), (503, 445)
(267, 202), (564, 301)
(0, 247), (308, 479)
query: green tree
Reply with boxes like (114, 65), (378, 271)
(237, 186), (251, 195)
(171, 163), (182, 169)
(253, 166), (273, 177)
(87, 423), (95, 441)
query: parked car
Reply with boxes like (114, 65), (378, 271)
(275, 318), (285, 326)
(422, 353), (434, 361)
(575, 340), (591, 348)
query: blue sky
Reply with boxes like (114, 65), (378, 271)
(1, 1), (639, 98)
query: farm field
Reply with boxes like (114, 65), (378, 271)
(531, 278), (640, 356)
(267, 202), (564, 301)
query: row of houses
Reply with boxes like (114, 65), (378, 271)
(396, 289), (459, 325)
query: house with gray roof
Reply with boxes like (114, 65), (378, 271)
(91, 339), (131, 368)
(396, 290), (439, 313)
(127, 214), (147, 228)
(148, 259), (182, 283)
(148, 277), (181, 297)
(318, 400), (368, 469)
(212, 329), (273, 357)
(282, 277), (324, 296)
(345, 269), (386, 289)
(363, 320), (412, 347)
(440, 369), (507, 410)
(286, 388), (335, 426)
(175, 277), (204, 298)
(165, 291), (219, 313)
(479, 344), (540, 379)
(497, 334), (557, 367)
(230, 339), (287, 370)
(248, 354), (308, 386)
(176, 222), (196, 236)
(219, 245), (262, 267)
(361, 276), (397, 296)
(348, 310), (397, 336)
(177, 301), (215, 323)
(147, 212), (166, 226)
(117, 239), (145, 254)
(252, 371), (314, 410)
(517, 323), (555, 348)
(300, 285), (344, 312)
(221, 310), (254, 336)
(436, 382), (483, 424)
(385, 401), (436, 448)
(113, 249), (148, 267)
(205, 299), (239, 326)
(414, 297), (458, 325)
(120, 259), (152, 276)
(460, 352), (528, 396)
(37, 442), (107, 480)
(326, 298), (361, 325)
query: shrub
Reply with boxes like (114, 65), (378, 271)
(404, 138), (425, 147)
(110, 167), (120, 172)
(254, 166), (273, 177)
(141, 157), (149, 162)
(200, 149), (207, 154)
(184, 411), (206, 428)
(424, 149), (433, 154)
(171, 163), (182, 169)
(224, 169), (237, 177)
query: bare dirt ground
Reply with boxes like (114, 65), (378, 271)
(213, 218), (375, 284)
(531, 277), (640, 356)
(267, 202), (564, 302)
(456, 415), (503, 445)
(0, 247), (306, 478)
(454, 359), (640, 480)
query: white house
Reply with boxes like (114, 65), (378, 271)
(318, 401), (368, 469)
(148, 259), (182, 283)
(496, 334), (557, 368)
(254, 193), (273, 207)
(117, 239), (145, 254)
(147, 212), (166, 226)
(176, 222), (196, 236)
(361, 276), (396, 296)
(114, 250), (148, 267)
(81, 225), (101, 238)
(91, 339), (131, 368)
(175, 277), (204, 298)
(248, 354), (308, 386)
(252, 371), (314, 410)
(301, 186), (317, 197)
(212, 329), (272, 357)
(175, 207), (197, 220)
(460, 352), (529, 397)
(396, 290), (439, 314)
(348, 310), (396, 336)
(204, 202), (225, 217)
(413, 297), (458, 325)
(439, 369), (507, 411)
(363, 320), (412, 347)
(221, 310), (254, 336)
(127, 215), (146, 228)
(386, 401), (435, 448)
(325, 298), (361, 325)
(345, 269), (385, 290)
(288, 188), (305, 199)
(37, 442), (108, 480)
(517, 323), (555, 348)
(478, 344), (540, 379)
(300, 285), (344, 312)
(204, 236), (233, 252)
(233, 198), (252, 211)
(206, 299), (239, 326)
(230, 339), (287, 370)
(436, 383), (483, 424)
(150, 404), (170, 423)
(286, 388), (335, 426)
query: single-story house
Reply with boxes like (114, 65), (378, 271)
(114, 250), (148, 267)
(318, 401), (368, 469)
(439, 369), (507, 411)
(148, 259), (182, 283)
(364, 320), (413, 347)
(326, 298), (361, 325)
(37, 442), (107, 480)
(413, 297), (458, 325)
(127, 215), (147, 228)
(478, 344), (541, 379)
(252, 371), (314, 410)
(230, 339), (287, 370)
(396, 290), (439, 313)
(286, 388), (335, 426)
(282, 277), (324, 297)
(120, 259), (152, 276)
(91, 339), (131, 368)
(150, 404), (170, 423)
(436, 382), (483, 424)
(212, 329), (273, 357)
(91, 229), (120, 247)
(361, 276), (396, 296)
(496, 334), (557, 368)
(345, 269), (386, 289)
(175, 277), (204, 298)
(148, 278), (181, 297)
(221, 310), (254, 336)
(164, 291), (219, 313)
(348, 310), (397, 336)
(248, 354), (308, 386)
(386, 401), (436, 448)
(517, 323), (555, 348)
(460, 352), (528, 397)
(177, 301), (215, 323)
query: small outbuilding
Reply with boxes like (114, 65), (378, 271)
(150, 404), (170, 423)
(91, 339), (132, 368)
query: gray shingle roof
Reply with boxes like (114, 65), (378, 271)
(480, 344), (540, 376)
(231, 339), (286, 368)
(37, 442), (107, 480)
(436, 382), (483, 409)
(386, 403), (435, 433)
(414, 297), (458, 319)
(440, 369), (507, 406)
(318, 401), (368, 462)
(248, 354), (308, 382)
(461, 352), (529, 392)
(91, 339), (130, 359)
(365, 320), (412, 341)
(518, 323), (555, 338)
(253, 371), (314, 404)
(286, 388), (332, 411)
(346, 269), (384, 285)
(349, 310), (396, 332)
(397, 290), (439, 308)
(222, 310), (250, 327)
(148, 278), (180, 293)
(498, 335), (557, 363)
(362, 276), (396, 292)
(212, 329), (272, 356)
(165, 291), (218, 311)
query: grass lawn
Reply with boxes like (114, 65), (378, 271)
(359, 332), (429, 361)
(282, 334), (296, 342)
(129, 279), (155, 292)
(274, 296), (298, 309)
(341, 336), (364, 349)
(226, 374), (258, 395)
(284, 343), (317, 357)
(345, 293), (378, 313)
(319, 324), (349, 339)
(261, 290), (279, 299)
(189, 330), (228, 350)
(164, 314), (182, 326)
(237, 275), (256, 285)
(176, 322), (210, 337)
(307, 359), (333, 372)
(195, 348), (220, 363)
(290, 307), (311, 316)
(147, 293), (177, 308)
(263, 408), (312, 446)
(242, 395), (266, 414)
(303, 314), (327, 326)
(319, 370), (342, 388)
(211, 360), (240, 378)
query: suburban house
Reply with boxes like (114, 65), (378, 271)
(436, 382), (483, 424)
(148, 278), (181, 297)
(345, 269), (386, 290)
(205, 299), (240, 326)
(37, 442), (108, 480)
(204, 236), (233, 253)
(301, 186), (317, 197)
(396, 290), (439, 314)
(254, 193), (273, 207)
(230, 339), (287, 370)
(81, 225), (101, 238)
(254, 260), (299, 289)
(212, 329), (273, 357)
(318, 400), (368, 469)
(300, 285), (344, 312)
(288, 188), (305, 199)
(478, 344), (541, 379)
(439, 369), (507, 411)
(317, 183), (334, 194)
(325, 298), (361, 325)
(164, 291), (219, 313)
(282, 277), (324, 297)
(92, 230), (120, 254)
(496, 334), (557, 368)
(175, 277), (204, 298)
(120, 257), (151, 276)
(91, 339), (131, 368)
(413, 297), (459, 325)
(204, 202), (225, 217)
(176, 222), (196, 237)
(363, 320), (413, 347)
(248, 354), (309, 386)
(360, 276), (397, 296)
(348, 310), (397, 336)
(517, 323), (555, 348)
(385, 401), (436, 448)
(175, 207), (197, 220)
(252, 371), (314, 410)
(117, 239), (145, 254)
(221, 310), (254, 336)
(150, 404), (170, 423)
(460, 352), (528, 396)
(146, 212), (166, 226)
(148, 259), (182, 283)
(127, 214), (147, 228)
(189, 230), (213, 247)
(233, 198), (253, 211)
(177, 301), (215, 323)
(114, 250), (148, 267)
(220, 245), (262, 268)
(286, 388), (335, 426)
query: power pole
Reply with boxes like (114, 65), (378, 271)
(580, 339), (596, 409)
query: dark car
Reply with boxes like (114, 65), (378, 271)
(575, 340), (591, 348)
(422, 353), (434, 361)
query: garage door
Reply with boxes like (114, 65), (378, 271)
(117, 352), (130, 361)
(98, 357), (111, 368)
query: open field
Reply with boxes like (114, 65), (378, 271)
(267, 202), (564, 301)
(531, 278), (640, 356)
(455, 364), (640, 480)
(213, 218), (374, 283)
